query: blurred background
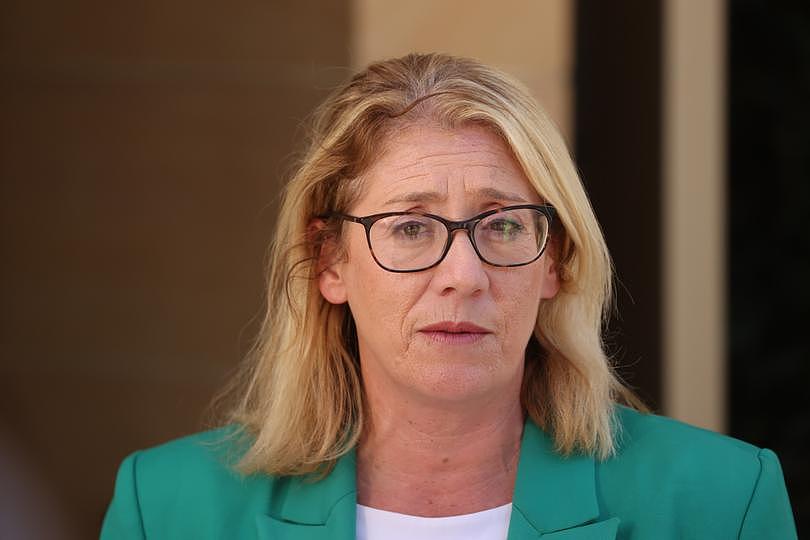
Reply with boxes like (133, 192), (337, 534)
(0, 0), (807, 537)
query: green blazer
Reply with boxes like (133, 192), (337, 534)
(101, 407), (797, 539)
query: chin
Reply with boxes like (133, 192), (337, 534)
(405, 359), (521, 405)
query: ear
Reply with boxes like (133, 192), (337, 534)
(539, 241), (561, 300)
(310, 219), (348, 305)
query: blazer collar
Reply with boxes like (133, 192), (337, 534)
(256, 419), (618, 539)
(509, 420), (619, 538)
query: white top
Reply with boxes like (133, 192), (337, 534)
(356, 503), (512, 540)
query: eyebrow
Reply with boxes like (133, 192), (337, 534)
(384, 187), (529, 205)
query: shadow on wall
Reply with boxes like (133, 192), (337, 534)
(0, 428), (78, 540)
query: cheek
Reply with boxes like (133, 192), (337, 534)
(493, 267), (545, 339)
(343, 235), (423, 342)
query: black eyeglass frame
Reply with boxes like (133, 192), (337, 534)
(331, 204), (557, 273)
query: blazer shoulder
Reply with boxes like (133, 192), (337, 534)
(134, 426), (245, 481)
(102, 426), (273, 539)
(615, 405), (761, 457)
(606, 406), (796, 538)
(612, 407), (766, 511)
(612, 405), (766, 481)
(133, 426), (271, 507)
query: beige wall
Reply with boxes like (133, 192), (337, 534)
(0, 2), (350, 537)
(662, 0), (727, 431)
(351, 0), (574, 138)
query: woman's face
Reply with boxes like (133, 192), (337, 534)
(319, 123), (560, 406)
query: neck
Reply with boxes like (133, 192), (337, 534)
(356, 383), (525, 517)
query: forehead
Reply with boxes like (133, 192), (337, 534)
(355, 123), (541, 211)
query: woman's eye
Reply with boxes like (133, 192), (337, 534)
(487, 219), (524, 237)
(395, 220), (430, 239)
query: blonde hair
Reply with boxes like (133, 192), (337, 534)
(223, 53), (644, 475)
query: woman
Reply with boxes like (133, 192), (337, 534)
(101, 53), (797, 539)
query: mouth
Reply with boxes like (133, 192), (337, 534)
(417, 321), (493, 344)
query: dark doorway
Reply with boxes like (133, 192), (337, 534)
(728, 0), (810, 533)
(574, 0), (663, 410)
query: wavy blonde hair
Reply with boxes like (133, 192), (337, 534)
(223, 53), (644, 475)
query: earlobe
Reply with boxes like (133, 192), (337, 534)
(539, 250), (561, 300)
(540, 264), (560, 300)
(319, 264), (348, 304)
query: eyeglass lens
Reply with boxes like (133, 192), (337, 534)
(368, 208), (550, 271)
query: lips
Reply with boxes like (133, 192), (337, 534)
(419, 321), (492, 334)
(417, 321), (493, 344)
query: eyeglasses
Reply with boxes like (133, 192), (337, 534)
(332, 204), (556, 273)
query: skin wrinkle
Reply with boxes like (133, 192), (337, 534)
(377, 155), (527, 212)
(383, 187), (529, 207)
(388, 146), (505, 170)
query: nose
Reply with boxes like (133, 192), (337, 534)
(431, 229), (489, 296)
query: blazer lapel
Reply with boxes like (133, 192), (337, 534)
(508, 421), (619, 540)
(255, 450), (357, 540)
